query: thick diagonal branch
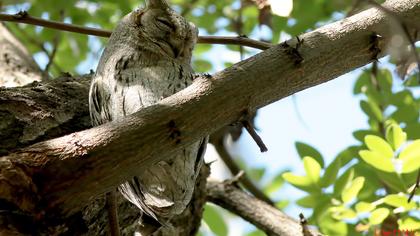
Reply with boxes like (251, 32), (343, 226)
(0, 0), (419, 218)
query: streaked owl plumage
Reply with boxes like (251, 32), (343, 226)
(88, 0), (205, 227)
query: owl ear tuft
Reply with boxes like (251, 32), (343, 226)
(145, 0), (170, 9)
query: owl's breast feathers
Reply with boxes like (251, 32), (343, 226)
(89, 42), (204, 224)
(88, 2), (204, 226)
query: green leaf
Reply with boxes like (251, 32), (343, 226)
(405, 123), (420, 139)
(398, 217), (420, 230)
(359, 150), (395, 172)
(336, 146), (360, 166)
(320, 157), (341, 187)
(275, 200), (289, 209)
(360, 100), (383, 122)
(353, 130), (381, 143)
(318, 213), (348, 236)
(375, 171), (407, 193)
(391, 104), (419, 123)
(369, 208), (390, 225)
(355, 202), (375, 213)
(282, 172), (316, 192)
(353, 71), (370, 95)
(303, 156), (321, 184)
(248, 167), (266, 182)
(404, 73), (420, 87)
(330, 206), (357, 220)
(295, 142), (324, 167)
(390, 90), (415, 107)
(296, 195), (321, 208)
(342, 177), (365, 204)
(193, 59), (212, 73)
(383, 194), (416, 211)
(364, 135), (394, 158)
(334, 168), (354, 196)
(386, 124), (407, 150)
(264, 172), (286, 195)
(246, 230), (266, 236)
(353, 164), (381, 201)
(377, 69), (393, 92)
(203, 204), (228, 236)
(399, 140), (420, 173)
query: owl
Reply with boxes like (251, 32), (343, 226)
(88, 0), (206, 234)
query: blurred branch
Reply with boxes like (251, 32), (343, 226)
(0, 11), (111, 36)
(0, 12), (273, 50)
(206, 180), (321, 236)
(43, 10), (64, 75)
(11, 23), (63, 73)
(357, 0), (420, 81)
(209, 128), (274, 205)
(198, 35), (272, 50)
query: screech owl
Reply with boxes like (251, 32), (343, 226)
(88, 0), (207, 234)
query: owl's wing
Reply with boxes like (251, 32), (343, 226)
(119, 136), (208, 224)
(89, 75), (113, 126)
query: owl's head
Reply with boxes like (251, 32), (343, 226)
(117, 0), (198, 60)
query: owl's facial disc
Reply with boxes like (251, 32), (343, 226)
(135, 4), (194, 58)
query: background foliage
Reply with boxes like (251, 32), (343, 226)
(1, 0), (419, 235)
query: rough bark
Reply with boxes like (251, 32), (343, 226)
(0, 23), (42, 87)
(0, 75), (91, 155)
(0, 0), (419, 234)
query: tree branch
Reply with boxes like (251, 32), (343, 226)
(206, 180), (321, 236)
(209, 128), (275, 205)
(0, 12), (273, 50)
(0, 0), (419, 218)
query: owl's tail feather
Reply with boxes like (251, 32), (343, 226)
(118, 178), (160, 221)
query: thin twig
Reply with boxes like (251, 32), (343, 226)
(241, 119), (268, 152)
(0, 12), (273, 50)
(44, 10), (64, 74)
(0, 11), (111, 37)
(44, 36), (59, 73)
(198, 35), (272, 50)
(210, 130), (275, 205)
(105, 191), (121, 236)
(408, 169), (420, 202)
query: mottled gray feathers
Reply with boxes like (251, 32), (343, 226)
(88, 0), (205, 231)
